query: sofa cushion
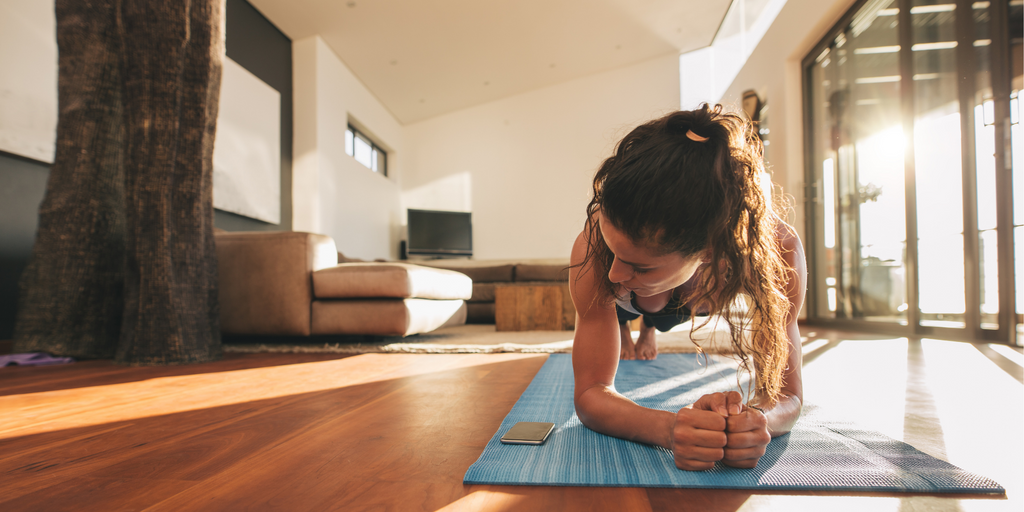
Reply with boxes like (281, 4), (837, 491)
(313, 262), (472, 300)
(471, 282), (496, 302)
(413, 259), (515, 282)
(312, 299), (467, 336)
(514, 259), (571, 282)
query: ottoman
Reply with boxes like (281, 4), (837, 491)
(311, 262), (473, 336)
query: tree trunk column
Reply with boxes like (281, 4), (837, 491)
(13, 0), (223, 365)
(116, 0), (223, 364)
(13, 0), (127, 359)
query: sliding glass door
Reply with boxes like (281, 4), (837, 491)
(803, 0), (1021, 344)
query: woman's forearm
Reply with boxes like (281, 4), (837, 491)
(574, 384), (676, 449)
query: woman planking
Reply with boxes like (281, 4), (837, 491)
(568, 104), (807, 471)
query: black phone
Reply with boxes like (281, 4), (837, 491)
(500, 421), (555, 445)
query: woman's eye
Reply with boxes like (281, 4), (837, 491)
(633, 267), (650, 275)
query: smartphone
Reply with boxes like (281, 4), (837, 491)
(500, 421), (555, 445)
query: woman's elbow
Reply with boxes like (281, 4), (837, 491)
(573, 395), (595, 430)
(573, 386), (605, 431)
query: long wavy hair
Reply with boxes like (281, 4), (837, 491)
(577, 104), (791, 404)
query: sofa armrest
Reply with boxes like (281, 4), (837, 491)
(216, 231), (338, 336)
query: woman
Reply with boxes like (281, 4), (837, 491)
(569, 104), (807, 471)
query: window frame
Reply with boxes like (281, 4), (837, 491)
(801, 0), (1019, 345)
(345, 123), (388, 177)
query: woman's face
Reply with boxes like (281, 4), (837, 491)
(598, 212), (705, 297)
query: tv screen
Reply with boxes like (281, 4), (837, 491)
(407, 209), (472, 257)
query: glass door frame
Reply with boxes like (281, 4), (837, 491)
(801, 0), (1018, 344)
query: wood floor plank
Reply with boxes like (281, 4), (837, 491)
(446, 486), (652, 511)
(2, 333), (1020, 512)
(93, 372), (425, 482)
(1, 355), (507, 502)
(0, 400), (292, 500)
(0, 352), (356, 397)
(0, 476), (196, 512)
(140, 355), (549, 511)
(0, 353), (515, 439)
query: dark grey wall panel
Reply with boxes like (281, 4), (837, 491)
(216, 208), (279, 232)
(0, 152), (50, 339)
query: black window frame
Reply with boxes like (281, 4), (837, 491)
(345, 123), (388, 177)
(801, 0), (1020, 345)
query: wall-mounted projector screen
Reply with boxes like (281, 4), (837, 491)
(0, 1), (281, 225)
(212, 57), (281, 224)
(0, 0), (58, 163)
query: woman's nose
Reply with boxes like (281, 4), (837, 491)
(608, 258), (631, 284)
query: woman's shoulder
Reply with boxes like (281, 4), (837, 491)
(773, 218), (799, 242)
(568, 229), (616, 314)
(569, 229), (597, 288)
(570, 229), (589, 264)
(772, 217), (806, 260)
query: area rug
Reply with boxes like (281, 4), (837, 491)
(222, 319), (739, 355)
(463, 354), (1004, 493)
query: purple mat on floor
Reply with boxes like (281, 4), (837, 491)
(0, 352), (75, 367)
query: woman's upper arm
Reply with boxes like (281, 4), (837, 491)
(776, 221), (807, 402)
(569, 231), (620, 402)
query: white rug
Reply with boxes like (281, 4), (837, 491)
(222, 318), (739, 355)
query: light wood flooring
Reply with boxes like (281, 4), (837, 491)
(1, 328), (1021, 511)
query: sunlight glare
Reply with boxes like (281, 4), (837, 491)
(988, 344), (1024, 367)
(918, 340), (1023, 510)
(0, 353), (544, 441)
(435, 489), (529, 511)
(855, 125), (905, 264)
(802, 338), (908, 440)
(626, 357), (741, 404)
(736, 495), (901, 512)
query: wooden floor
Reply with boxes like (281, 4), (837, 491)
(1, 329), (1021, 511)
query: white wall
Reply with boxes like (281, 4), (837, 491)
(717, 0), (857, 244)
(402, 54), (681, 260)
(293, 1), (856, 262)
(292, 36), (404, 260)
(0, 0), (57, 163)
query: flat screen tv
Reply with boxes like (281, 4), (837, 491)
(406, 209), (472, 258)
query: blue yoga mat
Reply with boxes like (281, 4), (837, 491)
(464, 354), (1004, 493)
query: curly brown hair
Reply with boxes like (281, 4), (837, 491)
(577, 104), (791, 405)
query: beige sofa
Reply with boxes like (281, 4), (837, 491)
(414, 258), (573, 326)
(215, 231), (472, 337)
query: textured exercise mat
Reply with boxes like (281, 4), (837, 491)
(464, 354), (1004, 493)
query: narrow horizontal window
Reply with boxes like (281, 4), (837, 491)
(345, 124), (388, 176)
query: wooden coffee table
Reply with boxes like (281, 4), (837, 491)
(494, 282), (575, 331)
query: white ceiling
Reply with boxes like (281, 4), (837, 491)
(249, 0), (733, 124)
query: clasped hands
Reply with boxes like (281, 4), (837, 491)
(670, 391), (770, 471)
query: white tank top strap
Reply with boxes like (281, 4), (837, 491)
(615, 291), (643, 316)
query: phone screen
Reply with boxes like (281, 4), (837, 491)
(500, 422), (555, 445)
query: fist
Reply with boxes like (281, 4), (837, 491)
(692, 391), (744, 417)
(723, 407), (770, 468)
(670, 407), (728, 471)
